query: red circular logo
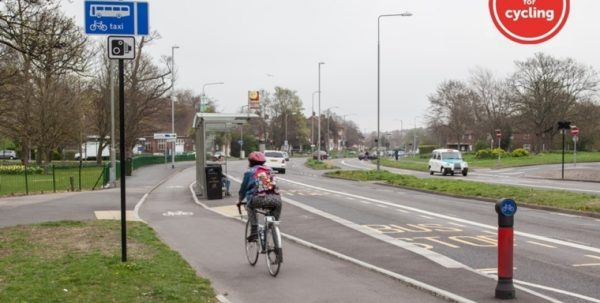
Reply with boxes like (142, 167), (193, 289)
(489, 0), (570, 44)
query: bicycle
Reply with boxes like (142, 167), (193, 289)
(238, 202), (283, 277)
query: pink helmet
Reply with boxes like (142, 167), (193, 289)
(248, 151), (266, 163)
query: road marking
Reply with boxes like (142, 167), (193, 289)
(281, 196), (464, 268)
(514, 279), (600, 303)
(551, 212), (579, 218)
(162, 210), (194, 217)
(359, 201), (371, 205)
(527, 241), (556, 249)
(420, 215), (433, 220)
(277, 176), (600, 255)
(396, 209), (409, 214)
(189, 181), (477, 303)
(375, 204), (388, 209)
(573, 255), (600, 267)
(346, 197), (355, 200)
(448, 222), (466, 228)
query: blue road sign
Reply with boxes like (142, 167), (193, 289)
(84, 1), (149, 35)
(238, 140), (244, 145)
(499, 198), (517, 217)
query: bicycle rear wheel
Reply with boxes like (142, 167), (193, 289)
(245, 221), (259, 266)
(265, 225), (282, 276)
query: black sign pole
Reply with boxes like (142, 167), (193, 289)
(561, 129), (565, 180)
(118, 58), (127, 262)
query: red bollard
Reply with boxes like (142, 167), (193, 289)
(495, 198), (517, 299)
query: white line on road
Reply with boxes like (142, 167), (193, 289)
(396, 209), (409, 214)
(375, 204), (388, 209)
(189, 182), (476, 303)
(280, 196), (464, 269)
(277, 177), (600, 255)
(420, 215), (434, 220)
(527, 241), (557, 249)
(514, 279), (600, 303)
(359, 201), (371, 205)
(551, 212), (580, 218)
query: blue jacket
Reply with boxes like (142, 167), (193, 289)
(239, 165), (271, 202)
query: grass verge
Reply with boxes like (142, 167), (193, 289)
(380, 151), (600, 172)
(305, 159), (340, 170)
(0, 220), (215, 302)
(326, 170), (600, 213)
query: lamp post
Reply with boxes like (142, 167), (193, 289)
(171, 46), (179, 169)
(377, 12), (412, 170)
(311, 91), (319, 151)
(240, 105), (249, 159)
(200, 82), (224, 112)
(318, 62), (325, 160)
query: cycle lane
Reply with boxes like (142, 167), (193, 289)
(138, 166), (448, 303)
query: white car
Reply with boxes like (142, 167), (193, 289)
(264, 150), (286, 174)
(428, 149), (468, 176)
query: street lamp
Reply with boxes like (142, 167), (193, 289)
(171, 45), (179, 169)
(200, 82), (224, 112)
(318, 62), (325, 160)
(311, 91), (319, 149)
(240, 105), (249, 159)
(377, 12), (412, 170)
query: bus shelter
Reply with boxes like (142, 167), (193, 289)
(193, 112), (258, 198)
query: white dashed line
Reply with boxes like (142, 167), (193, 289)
(527, 241), (556, 249)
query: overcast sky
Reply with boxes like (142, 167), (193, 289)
(61, 0), (600, 133)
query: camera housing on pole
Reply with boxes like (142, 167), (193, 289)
(108, 36), (135, 60)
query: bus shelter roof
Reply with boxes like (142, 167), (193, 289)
(193, 112), (258, 131)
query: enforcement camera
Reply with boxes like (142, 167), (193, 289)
(111, 39), (133, 56)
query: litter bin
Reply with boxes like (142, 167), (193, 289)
(205, 164), (223, 200)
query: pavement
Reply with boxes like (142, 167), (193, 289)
(0, 161), (558, 302)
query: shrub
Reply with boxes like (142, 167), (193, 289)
(475, 148), (494, 159)
(491, 148), (508, 158)
(0, 165), (44, 175)
(419, 145), (437, 158)
(511, 148), (530, 157)
(474, 141), (491, 151)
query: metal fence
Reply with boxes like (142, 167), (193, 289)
(0, 154), (197, 197)
(0, 162), (106, 196)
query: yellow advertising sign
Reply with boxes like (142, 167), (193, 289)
(248, 90), (260, 109)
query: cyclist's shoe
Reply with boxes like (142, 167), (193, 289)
(246, 233), (258, 242)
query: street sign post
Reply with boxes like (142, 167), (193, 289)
(85, 1), (150, 262)
(571, 126), (579, 167)
(85, 1), (149, 35)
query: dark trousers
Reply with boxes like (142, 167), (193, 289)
(247, 194), (282, 227)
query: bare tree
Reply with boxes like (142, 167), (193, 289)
(469, 67), (515, 148)
(0, 1), (89, 164)
(426, 80), (475, 150)
(509, 53), (598, 152)
(122, 33), (172, 156)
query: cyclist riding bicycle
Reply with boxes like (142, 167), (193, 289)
(237, 151), (282, 241)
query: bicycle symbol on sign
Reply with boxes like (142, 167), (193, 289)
(89, 20), (108, 31)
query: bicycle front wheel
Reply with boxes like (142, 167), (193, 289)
(245, 221), (259, 266)
(265, 225), (282, 277)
